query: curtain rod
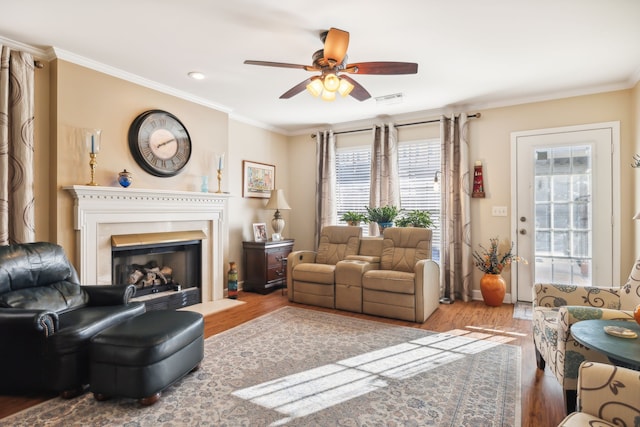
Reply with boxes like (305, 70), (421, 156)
(311, 112), (481, 138)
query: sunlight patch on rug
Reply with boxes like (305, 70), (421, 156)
(233, 332), (503, 425)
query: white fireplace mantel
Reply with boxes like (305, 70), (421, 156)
(64, 185), (230, 302)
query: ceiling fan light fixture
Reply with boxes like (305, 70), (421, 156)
(306, 77), (323, 97)
(323, 73), (340, 92)
(321, 89), (336, 102)
(337, 78), (354, 97)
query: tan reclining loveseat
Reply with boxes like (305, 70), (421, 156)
(288, 226), (440, 323)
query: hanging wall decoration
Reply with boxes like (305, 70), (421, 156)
(472, 160), (486, 198)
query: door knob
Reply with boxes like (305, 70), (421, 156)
(519, 229), (527, 235)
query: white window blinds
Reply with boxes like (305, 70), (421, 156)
(335, 138), (441, 260)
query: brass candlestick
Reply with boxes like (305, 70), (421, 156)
(216, 169), (222, 193)
(87, 153), (98, 186)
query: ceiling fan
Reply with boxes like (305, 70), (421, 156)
(244, 27), (418, 102)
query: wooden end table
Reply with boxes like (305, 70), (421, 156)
(570, 319), (640, 370)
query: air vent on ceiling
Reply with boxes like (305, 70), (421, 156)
(375, 93), (404, 105)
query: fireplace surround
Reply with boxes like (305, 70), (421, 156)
(64, 185), (230, 304)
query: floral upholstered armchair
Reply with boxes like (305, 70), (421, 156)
(558, 362), (640, 426)
(532, 257), (640, 414)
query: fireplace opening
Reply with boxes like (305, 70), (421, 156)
(111, 230), (205, 310)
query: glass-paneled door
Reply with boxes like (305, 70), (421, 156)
(512, 123), (619, 302)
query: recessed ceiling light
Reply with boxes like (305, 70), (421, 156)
(188, 71), (205, 80)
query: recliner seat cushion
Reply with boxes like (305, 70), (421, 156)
(363, 270), (416, 294)
(292, 263), (335, 285)
(0, 281), (88, 312)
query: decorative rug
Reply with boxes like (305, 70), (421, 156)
(513, 302), (533, 320)
(3, 307), (521, 427)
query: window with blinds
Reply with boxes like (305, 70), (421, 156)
(335, 139), (441, 261)
(336, 145), (371, 236)
(398, 139), (441, 261)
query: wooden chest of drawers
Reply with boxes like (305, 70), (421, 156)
(242, 239), (294, 294)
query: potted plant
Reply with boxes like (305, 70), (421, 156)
(365, 205), (400, 234)
(340, 211), (369, 226)
(472, 238), (526, 306)
(395, 209), (433, 228)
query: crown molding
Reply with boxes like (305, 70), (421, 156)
(228, 112), (288, 135)
(52, 47), (233, 114)
(0, 36), (55, 60)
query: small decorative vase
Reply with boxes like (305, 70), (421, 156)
(480, 273), (506, 307)
(377, 222), (393, 234)
(117, 169), (132, 188)
(634, 303), (640, 325)
(227, 261), (238, 299)
(201, 176), (209, 193)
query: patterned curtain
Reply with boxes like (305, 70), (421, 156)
(315, 130), (336, 248)
(368, 123), (400, 236)
(440, 114), (472, 301)
(0, 46), (35, 245)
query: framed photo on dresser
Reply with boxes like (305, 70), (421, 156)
(253, 223), (268, 241)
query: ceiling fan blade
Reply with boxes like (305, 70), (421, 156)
(244, 60), (310, 70)
(339, 75), (371, 101)
(344, 61), (418, 75)
(279, 78), (312, 99)
(323, 28), (349, 64)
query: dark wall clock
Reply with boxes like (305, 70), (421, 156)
(128, 110), (192, 177)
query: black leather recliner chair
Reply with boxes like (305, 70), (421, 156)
(0, 242), (145, 397)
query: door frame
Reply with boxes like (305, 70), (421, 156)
(510, 121), (620, 302)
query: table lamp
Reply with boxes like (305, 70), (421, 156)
(265, 189), (291, 241)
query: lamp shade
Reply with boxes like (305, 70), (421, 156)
(265, 189), (291, 211)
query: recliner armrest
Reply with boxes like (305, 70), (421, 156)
(287, 250), (317, 267)
(82, 284), (137, 306)
(0, 308), (59, 336)
(415, 259), (440, 323)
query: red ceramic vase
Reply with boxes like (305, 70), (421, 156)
(480, 273), (506, 307)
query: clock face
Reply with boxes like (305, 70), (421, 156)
(128, 110), (192, 177)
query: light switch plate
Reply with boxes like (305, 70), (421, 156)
(492, 206), (508, 217)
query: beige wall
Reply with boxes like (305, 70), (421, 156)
(51, 60), (229, 266)
(227, 119), (289, 278)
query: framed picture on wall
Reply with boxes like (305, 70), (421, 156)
(253, 223), (268, 241)
(243, 160), (275, 198)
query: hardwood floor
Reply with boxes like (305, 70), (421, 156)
(0, 291), (566, 426)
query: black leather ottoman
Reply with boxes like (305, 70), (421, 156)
(89, 310), (204, 405)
